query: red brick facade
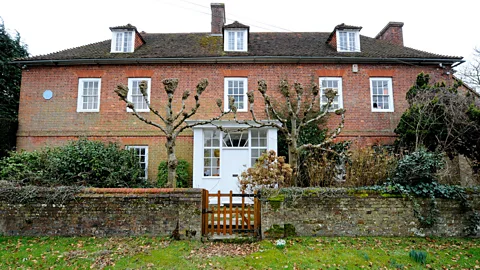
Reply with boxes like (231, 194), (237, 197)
(17, 63), (455, 178)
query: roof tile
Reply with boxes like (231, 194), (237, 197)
(20, 31), (462, 62)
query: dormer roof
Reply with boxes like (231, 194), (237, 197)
(223, 21), (250, 29)
(326, 23), (362, 43)
(109, 24), (137, 31)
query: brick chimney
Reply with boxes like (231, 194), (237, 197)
(211, 3), (225, 35)
(375, 22), (404, 46)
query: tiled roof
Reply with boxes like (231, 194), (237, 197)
(18, 32), (462, 63)
(109, 24), (137, 30)
(334, 23), (363, 30)
(224, 21), (250, 29)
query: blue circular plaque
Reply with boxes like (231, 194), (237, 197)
(43, 90), (53, 100)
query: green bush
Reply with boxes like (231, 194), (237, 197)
(157, 159), (191, 188)
(0, 139), (146, 188)
(392, 148), (444, 186)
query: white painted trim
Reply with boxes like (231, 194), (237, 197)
(336, 30), (361, 52)
(127, 78), (151, 112)
(125, 145), (149, 179)
(192, 125), (279, 192)
(223, 29), (248, 52)
(319, 77), (343, 111)
(110, 30), (135, 53)
(370, 77), (394, 112)
(77, 78), (101, 112)
(224, 77), (248, 112)
(186, 120), (282, 128)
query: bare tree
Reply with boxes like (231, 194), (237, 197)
(457, 48), (480, 93)
(235, 79), (345, 185)
(115, 78), (232, 188)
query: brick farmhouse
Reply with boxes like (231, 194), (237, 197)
(13, 3), (464, 192)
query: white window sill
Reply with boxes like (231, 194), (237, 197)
(371, 109), (394, 113)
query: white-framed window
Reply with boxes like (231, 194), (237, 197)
(224, 77), (248, 112)
(337, 30), (360, 52)
(250, 129), (268, 166)
(222, 130), (249, 148)
(370, 78), (394, 112)
(77, 78), (101, 112)
(126, 146), (148, 179)
(127, 78), (151, 112)
(319, 77), (343, 111)
(224, 29), (248, 51)
(203, 130), (221, 177)
(202, 129), (269, 177)
(111, 31), (134, 53)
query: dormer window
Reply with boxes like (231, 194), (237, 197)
(337, 30), (360, 52)
(109, 24), (145, 53)
(111, 31), (134, 53)
(225, 29), (247, 51)
(223, 21), (250, 52)
(327, 24), (362, 53)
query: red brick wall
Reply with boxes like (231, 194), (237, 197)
(17, 63), (455, 179)
(134, 32), (144, 49)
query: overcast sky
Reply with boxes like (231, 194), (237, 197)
(2, 0), (479, 64)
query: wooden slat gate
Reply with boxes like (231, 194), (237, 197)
(201, 190), (261, 238)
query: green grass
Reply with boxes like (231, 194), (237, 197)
(0, 236), (479, 269)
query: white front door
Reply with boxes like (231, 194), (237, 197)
(191, 124), (278, 201)
(221, 149), (249, 194)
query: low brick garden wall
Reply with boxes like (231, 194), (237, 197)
(0, 188), (202, 239)
(1, 187), (478, 239)
(260, 189), (480, 238)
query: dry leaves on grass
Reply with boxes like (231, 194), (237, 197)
(188, 242), (259, 259)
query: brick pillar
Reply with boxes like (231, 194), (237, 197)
(211, 3), (225, 35)
(375, 22), (404, 46)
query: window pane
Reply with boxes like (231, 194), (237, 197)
(126, 146), (148, 179)
(228, 32), (235, 50)
(115, 32), (123, 51)
(123, 32), (132, 52)
(237, 32), (244, 50)
(339, 32), (347, 50)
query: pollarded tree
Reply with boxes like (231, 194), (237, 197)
(0, 18), (28, 157)
(236, 79), (345, 185)
(115, 78), (233, 187)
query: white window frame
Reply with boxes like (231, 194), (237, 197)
(203, 130), (221, 178)
(201, 128), (269, 179)
(127, 78), (151, 112)
(224, 29), (248, 52)
(224, 77), (248, 112)
(370, 77), (394, 112)
(125, 146), (148, 179)
(249, 129), (268, 167)
(336, 30), (361, 52)
(77, 78), (101, 112)
(319, 77), (343, 111)
(111, 31), (134, 53)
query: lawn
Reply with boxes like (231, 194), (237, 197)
(0, 236), (478, 269)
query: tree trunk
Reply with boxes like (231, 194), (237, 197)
(166, 136), (178, 188)
(289, 118), (299, 186)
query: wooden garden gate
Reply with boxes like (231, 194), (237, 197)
(201, 190), (261, 238)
